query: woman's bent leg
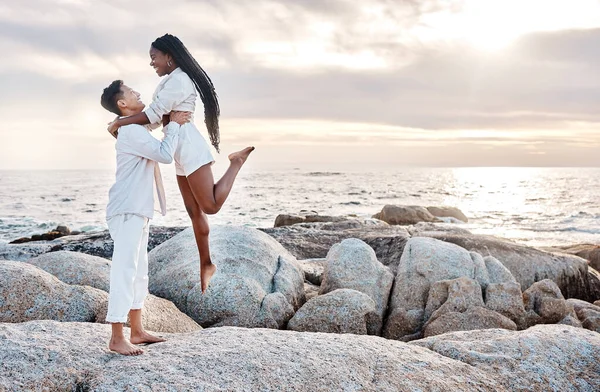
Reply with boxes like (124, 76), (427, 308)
(177, 175), (217, 293)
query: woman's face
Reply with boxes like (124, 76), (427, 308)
(149, 47), (172, 77)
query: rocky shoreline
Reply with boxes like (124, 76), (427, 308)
(1, 204), (600, 390)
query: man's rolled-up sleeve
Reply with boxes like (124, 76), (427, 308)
(144, 75), (188, 125)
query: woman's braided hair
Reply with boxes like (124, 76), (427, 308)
(152, 34), (220, 152)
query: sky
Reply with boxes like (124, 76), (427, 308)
(1, 0), (600, 170)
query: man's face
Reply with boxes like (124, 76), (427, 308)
(118, 85), (145, 113)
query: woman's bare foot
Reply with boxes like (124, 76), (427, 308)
(228, 146), (255, 166)
(109, 337), (144, 356)
(200, 263), (217, 294)
(130, 331), (166, 345)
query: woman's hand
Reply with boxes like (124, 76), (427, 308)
(170, 111), (192, 125)
(107, 117), (120, 138)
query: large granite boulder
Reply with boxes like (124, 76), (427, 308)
(148, 225), (305, 329)
(413, 231), (600, 302)
(0, 259), (200, 333)
(383, 237), (490, 340)
(373, 205), (439, 225)
(319, 239), (394, 333)
(2, 321), (599, 391)
(0, 260), (107, 323)
(412, 324), (600, 391)
(23, 251), (111, 292)
(287, 289), (380, 335)
(0, 242), (54, 261)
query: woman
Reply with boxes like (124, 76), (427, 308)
(108, 33), (254, 294)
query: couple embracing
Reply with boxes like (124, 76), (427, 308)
(100, 33), (254, 355)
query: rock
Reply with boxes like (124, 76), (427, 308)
(485, 282), (527, 328)
(423, 277), (484, 325)
(0, 260), (107, 323)
(412, 324), (600, 391)
(373, 205), (439, 225)
(287, 289), (380, 335)
(407, 221), (473, 236)
(484, 255), (517, 284)
(0, 242), (54, 261)
(304, 282), (320, 301)
(319, 239), (394, 333)
(148, 225), (305, 329)
(55, 225), (71, 236)
(595, 300), (600, 307)
(299, 258), (326, 285)
(49, 226), (187, 259)
(140, 295), (201, 333)
(0, 259), (200, 333)
(0, 320), (510, 391)
(2, 226), (186, 261)
(4, 321), (599, 391)
(260, 220), (410, 271)
(383, 237), (489, 340)
(23, 251), (111, 292)
(424, 306), (517, 337)
(546, 243), (600, 272)
(566, 299), (600, 333)
(414, 232), (600, 302)
(522, 279), (578, 327)
(274, 212), (348, 227)
(426, 206), (468, 222)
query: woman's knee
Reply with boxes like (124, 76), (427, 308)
(199, 202), (220, 215)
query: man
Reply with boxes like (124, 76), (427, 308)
(100, 80), (189, 356)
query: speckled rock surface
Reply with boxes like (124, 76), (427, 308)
(383, 237), (490, 340)
(299, 258), (326, 285)
(149, 225), (305, 329)
(413, 324), (600, 391)
(23, 250), (111, 291)
(373, 205), (439, 225)
(2, 321), (599, 391)
(0, 260), (107, 323)
(320, 239), (394, 333)
(567, 298), (600, 333)
(288, 289), (380, 335)
(424, 306), (517, 337)
(414, 232), (600, 302)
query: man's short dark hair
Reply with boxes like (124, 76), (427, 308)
(100, 80), (124, 115)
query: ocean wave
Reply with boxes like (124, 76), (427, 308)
(305, 172), (343, 177)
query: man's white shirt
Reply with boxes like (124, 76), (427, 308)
(106, 122), (179, 220)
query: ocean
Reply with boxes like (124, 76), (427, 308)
(0, 167), (598, 248)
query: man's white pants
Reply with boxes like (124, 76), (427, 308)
(106, 214), (150, 323)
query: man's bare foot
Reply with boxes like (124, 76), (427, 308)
(109, 337), (144, 356)
(200, 263), (217, 294)
(228, 146), (255, 166)
(130, 331), (166, 345)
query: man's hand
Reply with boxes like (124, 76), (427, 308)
(170, 111), (192, 125)
(107, 117), (120, 138)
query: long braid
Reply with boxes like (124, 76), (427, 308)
(152, 34), (220, 153)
